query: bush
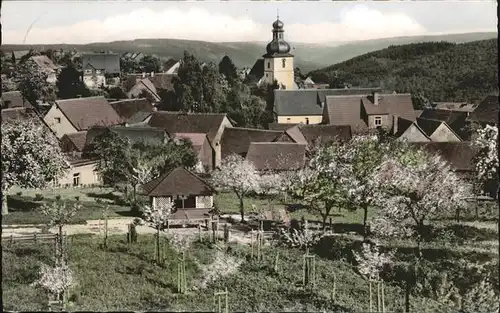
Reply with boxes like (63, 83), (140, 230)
(15, 191), (22, 196)
(55, 195), (62, 201)
(74, 196), (80, 201)
(33, 194), (44, 201)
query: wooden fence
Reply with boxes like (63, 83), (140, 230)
(4, 233), (57, 246)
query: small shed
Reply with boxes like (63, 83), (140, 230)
(140, 167), (216, 221)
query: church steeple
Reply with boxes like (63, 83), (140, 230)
(264, 15), (292, 57)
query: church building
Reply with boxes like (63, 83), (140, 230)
(249, 17), (296, 90)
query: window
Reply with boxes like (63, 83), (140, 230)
(286, 118), (291, 123)
(305, 117), (310, 125)
(374, 116), (382, 127)
(265, 73), (268, 77)
(267, 62), (270, 69)
(73, 173), (80, 186)
(282, 59), (286, 68)
(54, 117), (61, 124)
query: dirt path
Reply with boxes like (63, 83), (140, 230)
(1, 218), (260, 246)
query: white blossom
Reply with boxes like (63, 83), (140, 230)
(473, 124), (498, 192)
(211, 154), (260, 220)
(279, 221), (327, 251)
(132, 159), (155, 186)
(371, 147), (472, 239)
(194, 249), (243, 289)
(2, 117), (69, 214)
(143, 201), (174, 230)
(353, 242), (395, 281)
(41, 201), (81, 228)
(31, 263), (74, 296)
(462, 279), (499, 313)
(169, 232), (195, 254)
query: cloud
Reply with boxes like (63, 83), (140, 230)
(1, 5), (455, 45)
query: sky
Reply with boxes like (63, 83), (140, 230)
(2, 1), (497, 45)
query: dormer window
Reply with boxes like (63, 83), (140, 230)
(374, 116), (382, 127)
(282, 59), (286, 68)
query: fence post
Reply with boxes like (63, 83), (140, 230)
(34, 233), (38, 244)
(10, 234), (13, 246)
(198, 224), (202, 242)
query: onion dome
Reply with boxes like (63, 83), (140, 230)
(272, 19), (284, 29)
(266, 40), (291, 55)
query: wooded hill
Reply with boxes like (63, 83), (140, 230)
(308, 39), (498, 103)
(2, 32), (495, 74)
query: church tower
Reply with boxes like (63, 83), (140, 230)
(262, 16), (295, 90)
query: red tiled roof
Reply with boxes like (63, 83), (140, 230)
(56, 96), (123, 131)
(246, 142), (307, 171)
(140, 167), (215, 197)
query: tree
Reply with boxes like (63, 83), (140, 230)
(218, 55), (238, 83)
(120, 56), (141, 75)
(143, 200), (174, 263)
(138, 55), (161, 73)
(85, 130), (197, 199)
(15, 61), (56, 105)
(31, 263), (74, 306)
(290, 144), (350, 230)
(41, 200), (81, 264)
(371, 145), (472, 257)
(255, 173), (287, 221)
(340, 135), (389, 239)
(11, 51), (16, 64)
(107, 86), (128, 99)
(1, 118), (69, 215)
(56, 64), (91, 99)
(472, 124), (498, 196)
(211, 154), (260, 222)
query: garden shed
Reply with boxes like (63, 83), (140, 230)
(139, 167), (216, 221)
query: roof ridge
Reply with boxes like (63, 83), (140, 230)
(153, 111), (226, 116)
(250, 142), (307, 145)
(109, 98), (147, 104)
(57, 96), (106, 102)
(228, 127), (282, 132)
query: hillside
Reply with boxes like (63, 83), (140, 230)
(308, 39), (498, 103)
(1, 32), (496, 73)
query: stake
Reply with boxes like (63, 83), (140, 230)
(377, 281), (381, 312)
(198, 224), (202, 242)
(382, 282), (386, 313)
(332, 272), (337, 302)
(250, 232), (254, 259)
(104, 216), (108, 249)
(369, 280), (373, 313)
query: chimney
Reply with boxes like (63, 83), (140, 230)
(142, 72), (146, 78)
(151, 71), (155, 77)
(393, 115), (398, 135)
(373, 92), (379, 106)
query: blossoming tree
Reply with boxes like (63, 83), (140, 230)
(255, 172), (289, 222)
(290, 144), (350, 230)
(473, 124), (498, 196)
(211, 153), (260, 222)
(1, 117), (69, 215)
(31, 263), (74, 308)
(143, 200), (174, 263)
(339, 135), (389, 239)
(41, 200), (81, 264)
(372, 145), (472, 257)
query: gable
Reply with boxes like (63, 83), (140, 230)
(140, 167), (215, 197)
(398, 123), (431, 142)
(220, 127), (283, 159)
(467, 95), (498, 125)
(429, 123), (462, 142)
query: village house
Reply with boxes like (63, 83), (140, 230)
(82, 53), (121, 89)
(140, 167), (216, 222)
(466, 95), (499, 126)
(27, 55), (60, 84)
(415, 117), (462, 142)
(392, 116), (431, 142)
(418, 109), (471, 140)
(432, 101), (477, 112)
(146, 111), (233, 168)
(323, 92), (416, 133)
(55, 156), (101, 188)
(108, 98), (154, 123)
(60, 131), (88, 154)
(273, 88), (382, 125)
(246, 142), (308, 172)
(272, 124), (352, 147)
(43, 96), (123, 138)
(220, 127), (283, 159)
(162, 58), (181, 74)
(1, 91), (31, 109)
(124, 72), (176, 104)
(172, 133), (214, 172)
